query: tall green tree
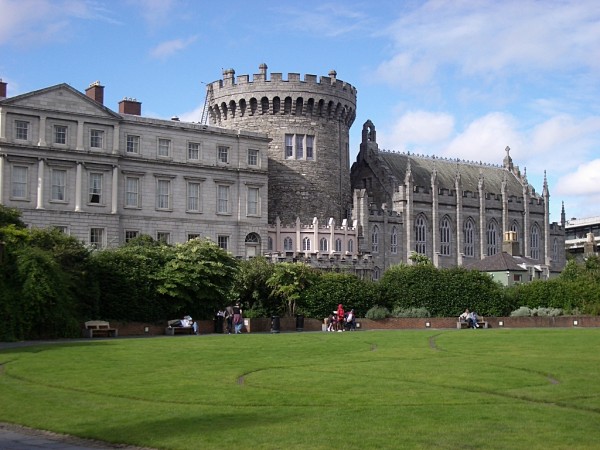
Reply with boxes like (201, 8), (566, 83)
(231, 257), (276, 316)
(266, 262), (318, 316)
(156, 238), (239, 319)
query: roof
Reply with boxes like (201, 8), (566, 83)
(377, 151), (535, 198)
(464, 252), (528, 272)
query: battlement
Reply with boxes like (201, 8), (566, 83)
(207, 64), (356, 127)
(209, 64), (357, 97)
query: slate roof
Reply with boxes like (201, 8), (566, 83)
(464, 252), (533, 272)
(377, 151), (535, 199)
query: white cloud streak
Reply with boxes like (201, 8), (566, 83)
(149, 36), (198, 60)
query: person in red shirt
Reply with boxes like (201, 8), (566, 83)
(336, 304), (345, 331)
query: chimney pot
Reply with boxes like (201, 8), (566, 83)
(0, 79), (7, 100)
(85, 81), (104, 105)
(119, 98), (142, 116)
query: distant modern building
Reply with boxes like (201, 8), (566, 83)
(565, 215), (600, 260)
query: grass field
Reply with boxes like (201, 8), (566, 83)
(1, 328), (599, 449)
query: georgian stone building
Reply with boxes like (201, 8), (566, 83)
(0, 80), (270, 257)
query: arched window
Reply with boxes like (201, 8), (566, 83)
(284, 97), (292, 114)
(531, 224), (540, 260)
(415, 215), (427, 254)
(267, 236), (273, 251)
(440, 216), (451, 256)
(464, 218), (475, 257)
(261, 97), (269, 114)
(319, 237), (328, 252)
(552, 238), (559, 264)
(272, 97), (280, 114)
(373, 266), (381, 281)
(239, 99), (246, 117)
(487, 221), (499, 256)
(302, 237), (311, 252)
(249, 98), (257, 115)
(348, 239), (354, 253)
(390, 226), (398, 254)
(335, 238), (342, 253)
(372, 225), (379, 253)
(283, 236), (293, 251)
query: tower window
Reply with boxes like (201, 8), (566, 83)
(283, 134), (315, 160)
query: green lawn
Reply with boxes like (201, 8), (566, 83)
(1, 329), (599, 449)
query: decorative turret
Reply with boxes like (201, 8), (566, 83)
(206, 64), (357, 224)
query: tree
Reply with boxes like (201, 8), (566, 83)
(231, 257), (277, 316)
(266, 262), (318, 316)
(155, 238), (239, 319)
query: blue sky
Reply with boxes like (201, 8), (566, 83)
(2, 0), (599, 223)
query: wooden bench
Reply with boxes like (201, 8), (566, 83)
(165, 319), (195, 336)
(83, 320), (118, 338)
(457, 317), (488, 329)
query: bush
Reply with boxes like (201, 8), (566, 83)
(392, 306), (431, 318)
(531, 307), (563, 317)
(510, 306), (532, 317)
(365, 306), (390, 320)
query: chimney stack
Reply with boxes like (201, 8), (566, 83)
(85, 81), (104, 104)
(0, 79), (7, 100)
(119, 97), (141, 116)
(502, 231), (520, 256)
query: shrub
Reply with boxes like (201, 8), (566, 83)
(365, 306), (390, 320)
(510, 306), (532, 317)
(392, 306), (431, 318)
(531, 307), (563, 317)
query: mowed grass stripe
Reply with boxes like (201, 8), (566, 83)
(1, 329), (599, 449)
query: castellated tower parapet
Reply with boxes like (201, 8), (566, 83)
(207, 64), (357, 224)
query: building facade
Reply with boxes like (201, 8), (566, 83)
(0, 81), (270, 257)
(565, 215), (600, 261)
(0, 65), (566, 276)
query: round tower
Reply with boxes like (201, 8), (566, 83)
(206, 64), (357, 224)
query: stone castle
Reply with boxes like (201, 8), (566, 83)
(0, 64), (565, 279)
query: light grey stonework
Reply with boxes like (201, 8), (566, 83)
(0, 83), (269, 257)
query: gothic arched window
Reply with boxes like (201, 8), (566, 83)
(440, 216), (451, 256)
(372, 225), (379, 253)
(464, 218), (475, 257)
(391, 226), (398, 254)
(319, 237), (328, 252)
(531, 224), (540, 260)
(302, 237), (311, 252)
(487, 221), (499, 256)
(415, 215), (427, 255)
(284, 236), (293, 251)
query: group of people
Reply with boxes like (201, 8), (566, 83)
(217, 302), (244, 334)
(459, 308), (480, 329)
(325, 304), (356, 332)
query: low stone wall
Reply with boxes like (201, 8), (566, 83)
(89, 315), (600, 337)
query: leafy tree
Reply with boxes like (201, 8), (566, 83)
(156, 238), (239, 319)
(90, 238), (170, 321)
(0, 205), (26, 228)
(231, 257), (277, 316)
(303, 272), (377, 318)
(266, 262), (318, 316)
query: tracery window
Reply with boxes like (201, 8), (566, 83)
(440, 216), (451, 256)
(464, 219), (475, 257)
(415, 215), (427, 255)
(487, 221), (499, 256)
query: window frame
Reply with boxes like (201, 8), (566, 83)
(187, 181), (202, 212)
(158, 138), (171, 158)
(126, 135), (140, 154)
(217, 184), (230, 214)
(217, 235), (229, 250)
(218, 145), (229, 163)
(15, 120), (29, 140)
(124, 176), (141, 208)
(90, 129), (104, 149)
(88, 172), (103, 205)
(247, 148), (259, 166)
(50, 168), (67, 202)
(188, 142), (201, 161)
(156, 178), (172, 210)
(11, 165), (28, 199)
(54, 125), (68, 145)
(247, 186), (260, 216)
(90, 227), (105, 249)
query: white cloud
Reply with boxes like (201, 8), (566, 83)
(555, 160), (600, 196)
(126, 0), (178, 28)
(179, 104), (204, 123)
(375, 0), (600, 85)
(0, 0), (118, 46)
(445, 113), (521, 162)
(275, 4), (371, 37)
(149, 36), (198, 60)
(381, 110), (454, 151)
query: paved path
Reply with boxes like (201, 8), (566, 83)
(0, 423), (153, 450)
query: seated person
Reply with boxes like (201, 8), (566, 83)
(172, 315), (198, 334)
(458, 309), (470, 323)
(468, 311), (479, 329)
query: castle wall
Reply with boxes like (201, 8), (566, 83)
(207, 65), (356, 224)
